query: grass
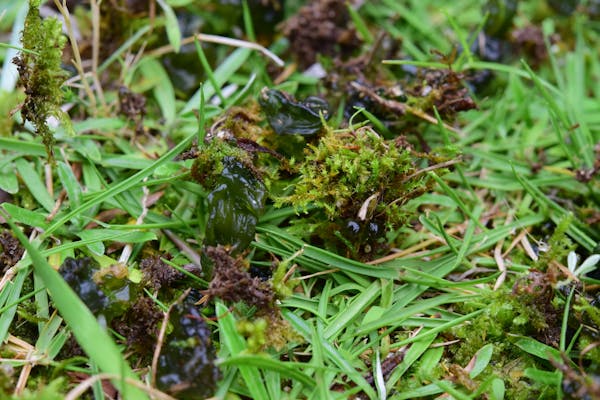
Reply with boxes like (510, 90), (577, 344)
(0, 0), (599, 399)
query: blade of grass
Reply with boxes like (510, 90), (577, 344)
(312, 321), (334, 400)
(347, 3), (374, 43)
(218, 355), (316, 389)
(283, 309), (377, 399)
(323, 280), (380, 340)
(156, 0), (181, 53)
(256, 226), (398, 280)
(216, 301), (269, 399)
(40, 131), (196, 239)
(385, 335), (437, 391)
(137, 58), (176, 126)
(0, 268), (28, 342)
(15, 158), (54, 213)
(181, 48), (251, 115)
(194, 39), (226, 105)
(512, 165), (596, 250)
(98, 25), (151, 74)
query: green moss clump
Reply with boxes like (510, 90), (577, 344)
(191, 139), (253, 189)
(13, 0), (68, 161)
(237, 317), (268, 352)
(450, 287), (560, 398)
(277, 128), (439, 225)
(535, 214), (576, 271)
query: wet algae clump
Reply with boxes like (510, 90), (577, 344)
(58, 257), (136, 320)
(204, 156), (267, 252)
(156, 298), (220, 399)
(259, 88), (330, 136)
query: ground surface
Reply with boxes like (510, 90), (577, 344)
(0, 0), (599, 399)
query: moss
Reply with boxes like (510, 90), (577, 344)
(190, 139), (253, 190)
(535, 214), (576, 271)
(13, 0), (68, 161)
(450, 288), (555, 393)
(271, 252), (300, 299)
(237, 317), (268, 352)
(277, 128), (439, 225)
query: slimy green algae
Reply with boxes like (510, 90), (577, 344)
(192, 140), (266, 253)
(14, 0), (68, 161)
(58, 257), (137, 321)
(204, 156), (266, 252)
(156, 298), (220, 399)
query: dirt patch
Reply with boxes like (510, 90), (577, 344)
(118, 86), (146, 135)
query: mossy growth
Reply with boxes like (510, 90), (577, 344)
(535, 214), (576, 271)
(277, 127), (442, 226)
(13, 0), (68, 161)
(190, 139), (254, 190)
(237, 317), (268, 352)
(450, 287), (560, 398)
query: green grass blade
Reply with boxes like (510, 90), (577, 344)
(41, 131), (196, 238)
(219, 355), (316, 389)
(181, 48), (251, 115)
(15, 158), (53, 213)
(216, 301), (269, 399)
(0, 268), (28, 342)
(323, 280), (380, 340)
(156, 0), (181, 53)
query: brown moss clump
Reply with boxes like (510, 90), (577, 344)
(202, 246), (274, 309)
(140, 255), (183, 291)
(112, 297), (162, 353)
(281, 0), (362, 68)
(407, 68), (477, 118)
(512, 270), (561, 347)
(0, 231), (25, 272)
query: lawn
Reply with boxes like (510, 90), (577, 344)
(0, 0), (599, 399)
